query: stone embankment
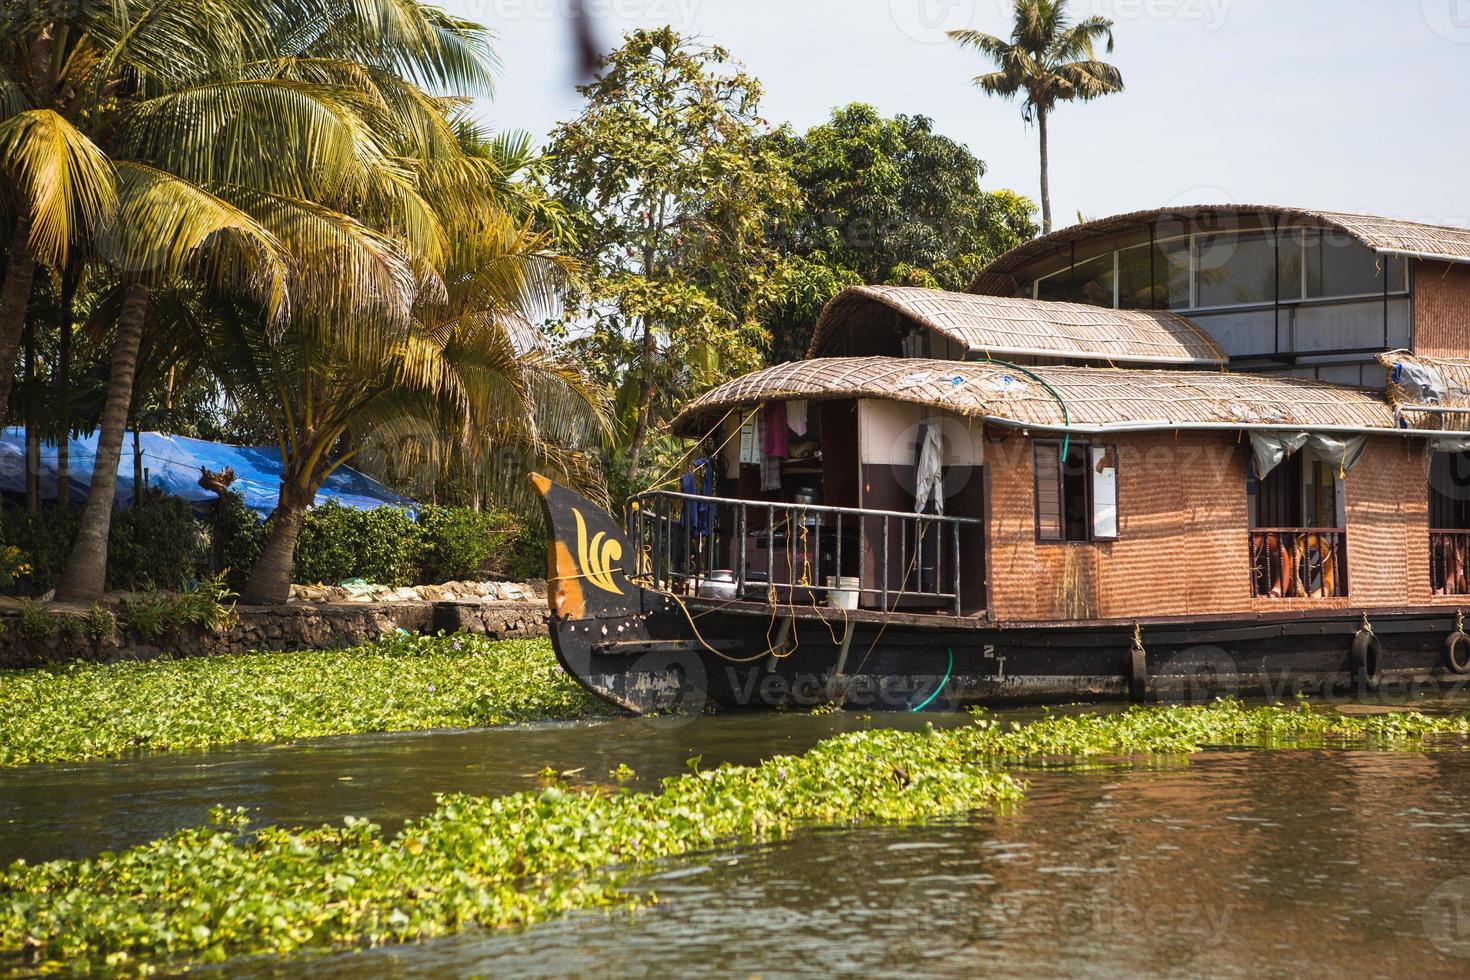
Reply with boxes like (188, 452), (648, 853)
(0, 581), (549, 668)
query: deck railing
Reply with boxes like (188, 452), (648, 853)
(1250, 528), (1348, 599)
(1431, 530), (1470, 596)
(628, 490), (982, 615)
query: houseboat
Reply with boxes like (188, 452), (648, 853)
(535, 204), (1470, 714)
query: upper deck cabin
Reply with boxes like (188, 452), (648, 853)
(962, 205), (1470, 387)
(639, 205), (1470, 626)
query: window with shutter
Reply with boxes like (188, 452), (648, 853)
(1034, 441), (1118, 543)
(1034, 443), (1063, 541)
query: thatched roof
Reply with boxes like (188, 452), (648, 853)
(975, 205), (1470, 292)
(671, 357), (1398, 437)
(808, 285), (1226, 367)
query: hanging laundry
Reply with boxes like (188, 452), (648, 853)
(762, 401), (789, 458)
(787, 399), (809, 437)
(679, 458), (715, 535)
(738, 412), (759, 465)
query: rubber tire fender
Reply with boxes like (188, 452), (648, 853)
(1351, 629), (1383, 693)
(1444, 631), (1470, 676)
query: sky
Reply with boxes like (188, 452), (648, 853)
(439, 0), (1470, 231)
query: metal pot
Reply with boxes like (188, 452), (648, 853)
(697, 570), (740, 601)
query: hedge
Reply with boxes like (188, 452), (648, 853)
(3, 493), (548, 595)
(1, 489), (203, 596)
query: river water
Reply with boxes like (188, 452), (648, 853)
(6, 702), (1470, 977)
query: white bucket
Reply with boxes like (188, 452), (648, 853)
(826, 576), (860, 611)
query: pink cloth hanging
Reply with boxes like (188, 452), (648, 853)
(762, 401), (789, 459)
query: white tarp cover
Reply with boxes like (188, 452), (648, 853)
(1251, 432), (1369, 479)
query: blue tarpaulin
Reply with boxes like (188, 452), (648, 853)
(0, 428), (414, 516)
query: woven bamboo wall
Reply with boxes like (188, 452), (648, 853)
(985, 431), (1252, 622)
(1413, 260), (1470, 358)
(985, 431), (1448, 624)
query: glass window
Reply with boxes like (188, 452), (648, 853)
(1117, 239), (1190, 310)
(1194, 232), (1278, 308)
(1036, 270), (1070, 303)
(1035, 441), (1115, 542)
(1305, 229), (1408, 298)
(1033, 255), (1114, 307)
(1072, 254), (1114, 308)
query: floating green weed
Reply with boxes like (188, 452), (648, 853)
(3, 700), (1468, 974)
(0, 635), (601, 768)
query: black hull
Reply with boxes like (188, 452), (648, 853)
(549, 590), (1470, 714)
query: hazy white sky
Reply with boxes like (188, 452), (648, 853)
(441, 0), (1470, 230)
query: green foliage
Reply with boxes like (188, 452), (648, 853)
(1, 494), (203, 595)
(0, 636), (597, 768)
(117, 592), (187, 642)
(14, 599), (58, 642)
(291, 502), (419, 587)
(107, 489), (205, 591)
(5, 699), (1470, 972)
(759, 104), (1039, 360)
(413, 506), (509, 583)
(0, 545), (30, 588)
(211, 491), (267, 594)
(115, 574), (238, 640)
(82, 603), (117, 643)
(547, 26), (799, 487)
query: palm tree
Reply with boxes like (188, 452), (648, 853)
(1, 0), (491, 603)
(950, 1), (1123, 235)
(181, 210), (605, 605)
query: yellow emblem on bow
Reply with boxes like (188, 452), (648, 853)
(573, 507), (624, 595)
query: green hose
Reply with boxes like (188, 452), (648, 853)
(910, 647), (954, 712)
(979, 356), (1072, 459)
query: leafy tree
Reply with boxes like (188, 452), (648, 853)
(546, 27), (797, 491)
(950, 0), (1123, 234)
(760, 104), (1037, 361)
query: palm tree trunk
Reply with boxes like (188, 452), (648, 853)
(23, 317), (37, 512)
(56, 282), (150, 603)
(1037, 107), (1052, 235)
(239, 485), (312, 605)
(0, 221), (37, 430)
(56, 273), (74, 504)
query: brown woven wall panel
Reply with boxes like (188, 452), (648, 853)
(986, 432), (1252, 622)
(1414, 260), (1470, 358)
(986, 433), (1436, 622)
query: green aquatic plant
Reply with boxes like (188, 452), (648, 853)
(0, 636), (601, 767)
(3, 700), (1469, 974)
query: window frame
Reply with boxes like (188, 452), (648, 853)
(1033, 440), (1120, 544)
(1029, 228), (1411, 315)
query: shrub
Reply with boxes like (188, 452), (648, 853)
(82, 603), (117, 643)
(292, 502), (418, 586)
(1, 490), (203, 595)
(414, 506), (511, 583)
(118, 592), (187, 642)
(15, 599), (59, 642)
(106, 489), (205, 590)
(210, 491), (266, 594)
(498, 514), (548, 582)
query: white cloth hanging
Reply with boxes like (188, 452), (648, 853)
(914, 424), (944, 516)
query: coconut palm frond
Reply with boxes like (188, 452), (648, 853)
(105, 161), (290, 321)
(0, 109), (118, 266)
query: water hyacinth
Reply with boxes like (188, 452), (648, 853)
(0, 636), (602, 768)
(4, 700), (1470, 974)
